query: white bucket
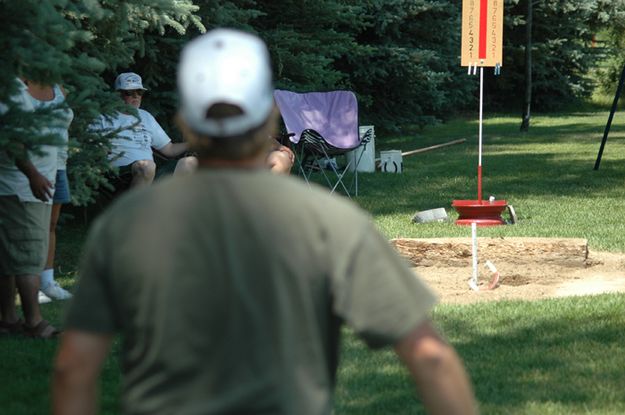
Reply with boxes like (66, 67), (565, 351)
(346, 126), (376, 172)
(380, 150), (403, 173)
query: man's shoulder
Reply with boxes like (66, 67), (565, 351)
(95, 111), (128, 128)
(103, 171), (370, 228)
(137, 108), (157, 123)
(95, 185), (155, 231)
(258, 173), (372, 225)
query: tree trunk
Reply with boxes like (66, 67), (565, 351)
(520, 0), (533, 132)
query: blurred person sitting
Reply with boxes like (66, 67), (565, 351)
(267, 136), (294, 174)
(53, 29), (477, 415)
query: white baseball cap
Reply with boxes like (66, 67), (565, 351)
(177, 29), (274, 137)
(114, 72), (148, 91)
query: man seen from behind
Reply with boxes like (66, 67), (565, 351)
(53, 28), (478, 415)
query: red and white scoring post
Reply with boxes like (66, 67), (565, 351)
(460, 0), (504, 202)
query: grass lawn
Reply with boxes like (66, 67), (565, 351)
(2, 109), (625, 414)
(358, 109), (625, 251)
(336, 294), (625, 415)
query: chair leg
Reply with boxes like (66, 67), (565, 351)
(299, 141), (367, 198)
(294, 149), (314, 188)
(349, 136), (373, 197)
(327, 158), (352, 197)
(316, 160), (336, 190)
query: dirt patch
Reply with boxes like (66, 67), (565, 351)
(414, 250), (625, 304)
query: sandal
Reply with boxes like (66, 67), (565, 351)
(23, 320), (61, 339)
(0, 318), (24, 335)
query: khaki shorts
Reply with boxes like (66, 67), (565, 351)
(0, 195), (51, 277)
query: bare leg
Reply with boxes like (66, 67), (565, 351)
(0, 276), (18, 323)
(41, 203), (73, 300)
(130, 160), (156, 187)
(45, 203), (62, 270)
(15, 274), (43, 327)
(267, 150), (294, 174)
(173, 156), (198, 176)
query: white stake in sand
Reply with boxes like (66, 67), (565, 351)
(469, 222), (479, 291)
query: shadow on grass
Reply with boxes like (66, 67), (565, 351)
(437, 295), (625, 412)
(356, 128), (625, 218)
(336, 294), (625, 414)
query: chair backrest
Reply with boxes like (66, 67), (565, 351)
(273, 90), (359, 149)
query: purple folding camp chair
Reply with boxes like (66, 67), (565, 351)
(273, 90), (372, 196)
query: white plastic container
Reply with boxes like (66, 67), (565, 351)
(346, 125), (376, 172)
(380, 149), (403, 173)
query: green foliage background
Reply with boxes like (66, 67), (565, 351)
(489, 0), (625, 110)
(1, 0), (625, 204)
(0, 0), (203, 205)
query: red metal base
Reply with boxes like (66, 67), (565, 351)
(452, 199), (507, 226)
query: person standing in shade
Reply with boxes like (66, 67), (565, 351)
(22, 80), (75, 302)
(0, 78), (61, 338)
(53, 29), (477, 414)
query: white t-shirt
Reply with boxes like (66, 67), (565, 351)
(93, 109), (171, 168)
(29, 84), (74, 170)
(0, 79), (58, 203)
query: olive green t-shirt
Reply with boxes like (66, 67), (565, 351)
(66, 169), (437, 415)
